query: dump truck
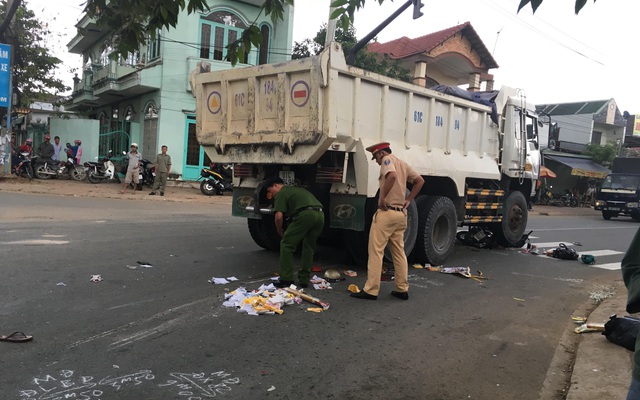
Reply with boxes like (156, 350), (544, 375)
(189, 42), (541, 265)
(595, 157), (640, 221)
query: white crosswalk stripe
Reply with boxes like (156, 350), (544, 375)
(529, 242), (624, 271)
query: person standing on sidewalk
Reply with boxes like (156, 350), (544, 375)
(52, 136), (64, 161)
(264, 177), (324, 289)
(74, 140), (83, 164)
(120, 143), (141, 195)
(149, 145), (171, 196)
(351, 142), (424, 301)
(622, 227), (640, 399)
(38, 135), (54, 160)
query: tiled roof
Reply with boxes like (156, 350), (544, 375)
(368, 22), (498, 69)
(536, 100), (609, 116)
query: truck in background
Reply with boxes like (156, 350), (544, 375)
(595, 157), (640, 221)
(189, 43), (541, 265)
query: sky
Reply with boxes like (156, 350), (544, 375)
(26, 0), (640, 114)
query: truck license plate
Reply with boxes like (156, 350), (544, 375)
(279, 171), (295, 185)
(608, 207), (620, 211)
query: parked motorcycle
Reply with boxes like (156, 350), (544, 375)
(538, 184), (554, 205)
(559, 189), (579, 207)
(12, 152), (33, 180)
(85, 150), (121, 184)
(34, 157), (86, 181)
(198, 163), (232, 196)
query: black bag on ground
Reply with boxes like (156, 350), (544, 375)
(551, 243), (579, 260)
(602, 314), (640, 351)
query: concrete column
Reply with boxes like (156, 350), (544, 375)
(468, 73), (480, 92)
(413, 61), (427, 87)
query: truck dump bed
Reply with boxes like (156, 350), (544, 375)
(190, 42), (502, 181)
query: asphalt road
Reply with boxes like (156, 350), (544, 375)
(0, 191), (635, 400)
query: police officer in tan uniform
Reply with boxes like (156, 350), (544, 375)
(351, 142), (424, 301)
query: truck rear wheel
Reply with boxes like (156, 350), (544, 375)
(495, 191), (528, 247)
(248, 215), (281, 251)
(410, 196), (457, 265)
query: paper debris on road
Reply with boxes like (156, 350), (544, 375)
(222, 285), (297, 316)
(343, 269), (357, 277)
(90, 274), (103, 283)
(227, 276), (239, 281)
(306, 307), (324, 313)
(56, 282), (67, 287)
(209, 277), (230, 284)
(574, 323), (605, 334)
(310, 275), (332, 290)
(427, 266), (488, 282)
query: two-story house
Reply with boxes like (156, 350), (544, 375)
(65, 1), (294, 180)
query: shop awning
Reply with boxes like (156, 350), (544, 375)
(545, 155), (611, 179)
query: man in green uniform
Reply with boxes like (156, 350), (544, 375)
(264, 177), (324, 289)
(149, 145), (171, 196)
(622, 227), (640, 399)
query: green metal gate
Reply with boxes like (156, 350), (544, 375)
(98, 130), (130, 171)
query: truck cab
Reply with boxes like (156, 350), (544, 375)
(595, 173), (640, 220)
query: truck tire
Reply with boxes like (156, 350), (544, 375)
(495, 191), (528, 247)
(410, 196), (457, 265)
(248, 215), (281, 251)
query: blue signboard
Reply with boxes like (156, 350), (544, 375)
(0, 43), (10, 108)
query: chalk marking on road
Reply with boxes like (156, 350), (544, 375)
(107, 299), (155, 311)
(69, 298), (211, 349)
(408, 275), (445, 287)
(94, 220), (106, 223)
(0, 239), (69, 245)
(42, 234), (66, 238)
(109, 316), (186, 350)
(511, 271), (584, 283)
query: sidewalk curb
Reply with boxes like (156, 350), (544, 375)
(565, 281), (633, 400)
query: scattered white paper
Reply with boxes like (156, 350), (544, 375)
(90, 275), (103, 283)
(210, 277), (230, 284)
(270, 277), (279, 281)
(226, 276), (239, 281)
(268, 386), (276, 392)
(56, 282), (67, 287)
(138, 264), (153, 268)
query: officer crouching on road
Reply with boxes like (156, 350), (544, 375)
(264, 177), (324, 289)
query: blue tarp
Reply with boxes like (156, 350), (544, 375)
(430, 85), (499, 125)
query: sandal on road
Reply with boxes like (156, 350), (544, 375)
(0, 331), (33, 343)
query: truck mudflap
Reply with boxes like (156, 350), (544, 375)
(329, 194), (367, 231)
(232, 187), (261, 219)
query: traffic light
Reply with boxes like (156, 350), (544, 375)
(412, 0), (424, 19)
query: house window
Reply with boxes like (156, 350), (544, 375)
(259, 25), (270, 65)
(147, 29), (161, 61)
(591, 131), (602, 145)
(199, 11), (254, 64)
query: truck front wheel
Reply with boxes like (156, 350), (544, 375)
(410, 196), (457, 265)
(496, 191), (528, 247)
(248, 215), (281, 251)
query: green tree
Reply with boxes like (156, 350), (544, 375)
(586, 143), (617, 166)
(292, 24), (411, 82)
(82, 0), (595, 66)
(0, 0), (69, 106)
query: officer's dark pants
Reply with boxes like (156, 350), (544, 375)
(279, 210), (324, 284)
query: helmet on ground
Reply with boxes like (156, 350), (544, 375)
(323, 268), (341, 280)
